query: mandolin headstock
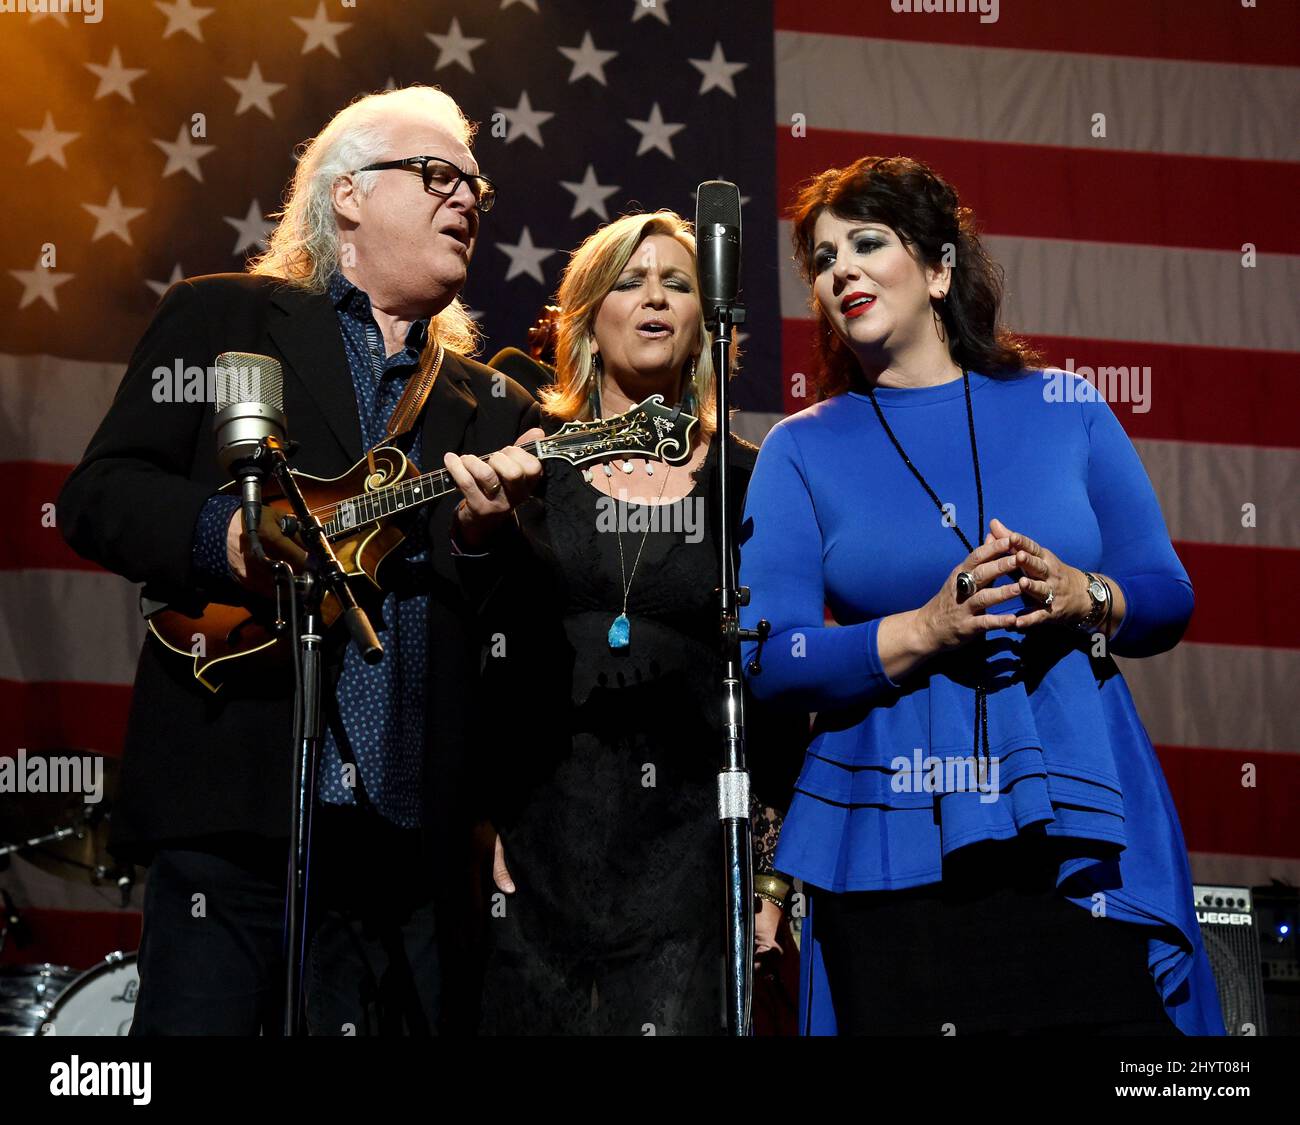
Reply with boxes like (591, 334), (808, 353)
(538, 394), (698, 467)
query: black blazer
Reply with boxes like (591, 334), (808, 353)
(58, 273), (540, 862)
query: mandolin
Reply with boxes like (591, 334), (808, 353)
(143, 395), (698, 691)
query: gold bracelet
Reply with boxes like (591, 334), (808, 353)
(754, 874), (792, 906)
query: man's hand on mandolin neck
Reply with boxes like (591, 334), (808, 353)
(445, 426), (546, 551)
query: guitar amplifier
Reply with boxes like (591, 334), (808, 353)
(1194, 885), (1268, 1036)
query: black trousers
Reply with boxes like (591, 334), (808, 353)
(130, 806), (439, 1036)
(812, 835), (1184, 1036)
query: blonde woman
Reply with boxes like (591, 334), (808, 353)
(453, 212), (801, 1035)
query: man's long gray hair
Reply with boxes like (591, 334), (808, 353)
(250, 85), (480, 355)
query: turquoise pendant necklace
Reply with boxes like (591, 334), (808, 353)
(608, 457), (672, 649)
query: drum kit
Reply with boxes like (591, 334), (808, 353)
(0, 750), (140, 1036)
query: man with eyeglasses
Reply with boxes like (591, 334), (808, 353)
(59, 86), (543, 1036)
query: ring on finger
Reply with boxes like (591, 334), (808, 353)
(955, 570), (976, 601)
(483, 479), (502, 499)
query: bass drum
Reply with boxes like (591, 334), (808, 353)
(0, 964), (76, 1035)
(41, 950), (138, 1036)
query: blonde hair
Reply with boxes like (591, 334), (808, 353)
(249, 85), (481, 356)
(543, 211), (735, 435)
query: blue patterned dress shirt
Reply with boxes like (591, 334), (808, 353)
(191, 271), (432, 828)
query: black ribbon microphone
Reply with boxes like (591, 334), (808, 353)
(695, 180), (743, 330)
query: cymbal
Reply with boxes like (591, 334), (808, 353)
(0, 751), (121, 882)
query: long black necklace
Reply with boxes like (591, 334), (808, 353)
(865, 369), (990, 765)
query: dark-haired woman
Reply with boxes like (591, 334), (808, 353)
(739, 156), (1224, 1036)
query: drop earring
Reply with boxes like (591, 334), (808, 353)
(680, 355), (698, 416)
(587, 352), (604, 420)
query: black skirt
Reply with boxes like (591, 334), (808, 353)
(810, 834), (1182, 1035)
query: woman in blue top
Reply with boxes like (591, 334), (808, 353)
(739, 156), (1225, 1036)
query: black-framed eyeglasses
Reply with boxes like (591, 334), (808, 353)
(357, 155), (497, 213)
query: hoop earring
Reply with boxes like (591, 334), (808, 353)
(932, 292), (949, 344)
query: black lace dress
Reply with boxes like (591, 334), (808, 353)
(473, 440), (795, 1036)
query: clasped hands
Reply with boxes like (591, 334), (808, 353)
(916, 516), (1097, 653)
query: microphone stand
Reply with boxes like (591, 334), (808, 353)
(710, 299), (769, 1036)
(254, 435), (384, 1036)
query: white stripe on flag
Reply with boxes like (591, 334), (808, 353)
(1134, 439), (1300, 551)
(775, 31), (1300, 162)
(0, 353), (124, 464)
(736, 412), (1300, 552)
(777, 224), (1300, 353)
(1190, 852), (1300, 890)
(0, 571), (142, 685)
(5, 856), (145, 914)
(1119, 643), (1298, 755)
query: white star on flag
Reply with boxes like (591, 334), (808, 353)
(497, 227), (557, 284)
(19, 112), (79, 168)
(558, 32), (617, 86)
(627, 103), (685, 159)
(689, 42), (747, 97)
(9, 259), (75, 311)
(154, 0), (214, 42)
(427, 17), (485, 73)
(146, 264), (186, 300)
(225, 61), (286, 118)
(293, 1), (352, 57)
(631, 0), (669, 25)
(224, 200), (276, 256)
(85, 47), (147, 103)
(82, 188), (147, 245)
(560, 165), (620, 221)
(495, 91), (554, 147)
(153, 124), (217, 182)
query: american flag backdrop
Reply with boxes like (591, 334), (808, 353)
(0, 0), (1296, 971)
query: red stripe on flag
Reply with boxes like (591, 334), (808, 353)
(1026, 338), (1300, 449)
(1178, 542), (1300, 650)
(0, 908), (141, 972)
(776, 129), (1300, 255)
(773, 0), (1300, 67)
(4, 462), (102, 572)
(0, 680), (131, 757)
(1156, 744), (1300, 860)
(780, 320), (1300, 450)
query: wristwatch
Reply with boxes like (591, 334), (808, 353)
(1077, 571), (1110, 632)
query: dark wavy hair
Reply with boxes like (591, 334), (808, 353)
(789, 155), (1041, 398)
